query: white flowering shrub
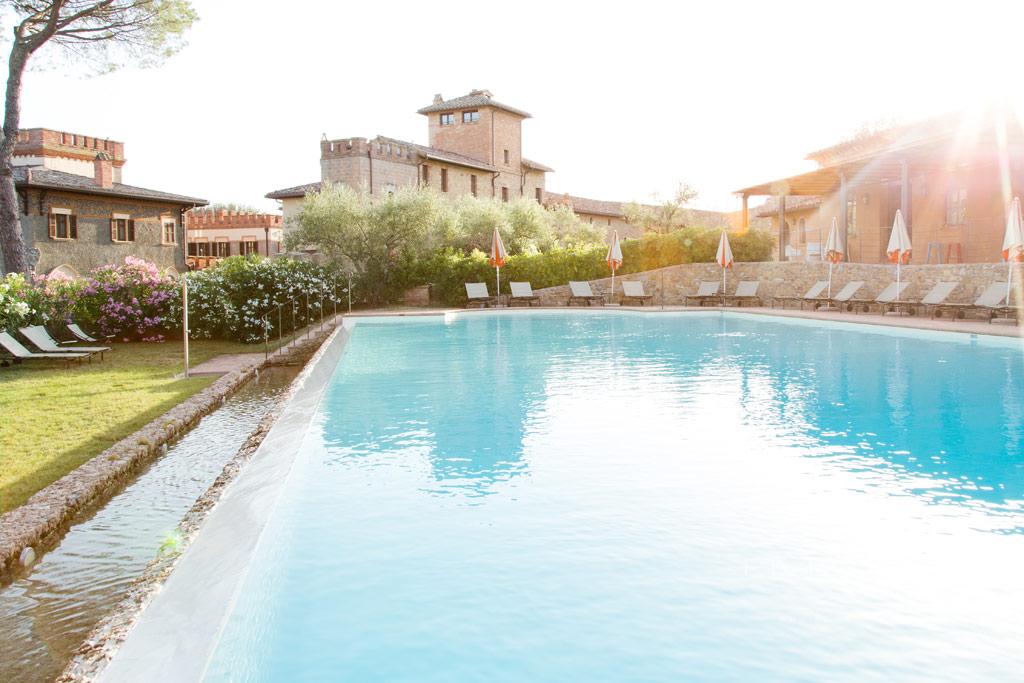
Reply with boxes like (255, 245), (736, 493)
(0, 273), (42, 332)
(185, 256), (342, 344)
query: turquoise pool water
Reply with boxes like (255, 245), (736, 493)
(206, 312), (1024, 681)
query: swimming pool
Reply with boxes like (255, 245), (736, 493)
(106, 311), (1024, 681)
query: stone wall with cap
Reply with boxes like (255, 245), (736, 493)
(530, 261), (1024, 308)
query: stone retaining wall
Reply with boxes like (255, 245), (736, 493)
(532, 261), (1024, 306)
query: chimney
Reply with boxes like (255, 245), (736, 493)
(93, 152), (113, 188)
(432, 93), (443, 104)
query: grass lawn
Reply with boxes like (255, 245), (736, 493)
(0, 339), (273, 513)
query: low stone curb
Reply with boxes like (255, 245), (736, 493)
(0, 316), (342, 585)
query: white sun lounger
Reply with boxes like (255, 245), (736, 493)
(19, 325), (109, 359)
(722, 280), (761, 307)
(620, 280), (653, 306)
(67, 322), (109, 343)
(684, 281), (721, 306)
(0, 331), (89, 366)
(568, 281), (603, 306)
(826, 281), (866, 311)
(936, 282), (1016, 322)
(509, 282), (540, 306)
(847, 281), (911, 313)
(773, 280), (828, 308)
(465, 282), (496, 308)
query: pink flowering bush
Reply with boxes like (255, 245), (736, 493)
(51, 257), (181, 342)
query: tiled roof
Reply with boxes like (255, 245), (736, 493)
(544, 192), (625, 217)
(417, 90), (531, 118)
(522, 157), (554, 172)
(14, 166), (206, 205)
(265, 181), (322, 200)
(754, 195), (821, 217)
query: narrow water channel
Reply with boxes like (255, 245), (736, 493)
(0, 366), (298, 683)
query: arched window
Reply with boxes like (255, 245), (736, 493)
(48, 264), (79, 280)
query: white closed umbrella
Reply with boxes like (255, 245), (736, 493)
(886, 209), (912, 303)
(716, 230), (733, 300)
(1002, 197), (1024, 304)
(606, 230), (623, 304)
(824, 217), (844, 299)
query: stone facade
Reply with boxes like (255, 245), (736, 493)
(185, 210), (283, 269)
(17, 189), (189, 276)
(6, 128), (206, 277)
(531, 261), (1024, 308)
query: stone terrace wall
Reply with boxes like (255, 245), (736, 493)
(532, 261), (1024, 306)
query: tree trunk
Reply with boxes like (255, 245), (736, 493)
(0, 40), (30, 275)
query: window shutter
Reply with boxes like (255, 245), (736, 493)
(110, 218), (116, 242)
(69, 215), (78, 239)
(48, 214), (56, 239)
(127, 219), (135, 242)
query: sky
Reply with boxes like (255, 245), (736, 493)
(11, 0), (1024, 213)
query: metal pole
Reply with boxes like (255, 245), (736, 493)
(182, 277), (189, 378)
(348, 274), (353, 313)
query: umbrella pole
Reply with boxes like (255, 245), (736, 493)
(827, 262), (833, 300)
(1008, 259), (1013, 306)
(722, 266), (726, 306)
(496, 266), (501, 307)
(611, 267), (615, 305)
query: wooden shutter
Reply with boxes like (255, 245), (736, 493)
(48, 214), (57, 239)
(127, 219), (135, 242)
(110, 218), (116, 242)
(69, 215), (77, 239)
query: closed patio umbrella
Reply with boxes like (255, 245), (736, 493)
(606, 229), (623, 304)
(716, 230), (733, 301)
(1002, 197), (1024, 304)
(490, 226), (507, 306)
(886, 209), (912, 305)
(824, 217), (844, 299)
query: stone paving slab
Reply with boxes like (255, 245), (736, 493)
(186, 352), (265, 376)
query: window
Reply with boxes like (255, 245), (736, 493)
(110, 214), (135, 242)
(422, 165), (430, 185)
(48, 208), (77, 240)
(161, 217), (176, 244)
(946, 186), (967, 226)
(439, 113), (454, 126)
(535, 187), (542, 203)
(845, 199), (857, 237)
(213, 239), (230, 257)
(470, 174), (478, 197)
(441, 168), (448, 192)
(503, 149), (510, 165)
(241, 239), (259, 256)
(188, 240), (209, 257)
(501, 187), (509, 202)
(462, 110), (480, 123)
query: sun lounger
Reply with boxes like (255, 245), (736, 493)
(67, 322), (112, 343)
(846, 281), (911, 313)
(620, 280), (653, 306)
(772, 280), (827, 309)
(19, 325), (109, 360)
(0, 331), (89, 366)
(903, 281), (959, 318)
(722, 280), (761, 307)
(935, 283), (1016, 322)
(684, 281), (721, 307)
(568, 281), (604, 306)
(465, 282), (497, 308)
(819, 281), (865, 311)
(509, 281), (541, 307)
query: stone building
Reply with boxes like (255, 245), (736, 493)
(736, 108), (1024, 264)
(185, 210), (283, 270)
(268, 90), (553, 228)
(6, 128), (206, 277)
